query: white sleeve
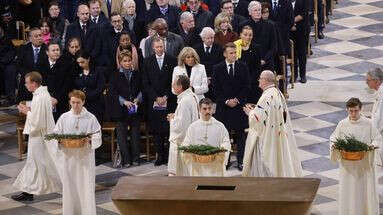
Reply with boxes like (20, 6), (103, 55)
(192, 65), (209, 95)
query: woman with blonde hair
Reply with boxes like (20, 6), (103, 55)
(172, 47), (208, 101)
(116, 32), (139, 70)
(214, 12), (238, 47)
(234, 25), (262, 103)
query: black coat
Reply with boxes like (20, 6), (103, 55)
(266, 0), (294, 55)
(142, 54), (177, 132)
(40, 56), (73, 120)
(109, 69), (142, 121)
(193, 42), (224, 78)
(212, 60), (250, 130)
(49, 16), (67, 36)
(74, 68), (105, 121)
(123, 16), (146, 46)
(232, 14), (247, 33)
(146, 4), (181, 33)
(291, 0), (309, 55)
(187, 7), (214, 30)
(234, 0), (250, 19)
(0, 38), (16, 68)
(177, 26), (202, 47)
(16, 43), (47, 102)
(65, 20), (95, 48)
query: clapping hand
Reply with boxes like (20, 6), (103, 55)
(17, 103), (30, 115)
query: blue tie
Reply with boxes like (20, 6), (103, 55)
(33, 48), (39, 64)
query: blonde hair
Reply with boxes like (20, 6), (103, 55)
(177, 47), (200, 66)
(118, 49), (132, 62)
(214, 12), (232, 32)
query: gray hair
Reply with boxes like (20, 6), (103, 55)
(261, 70), (276, 83)
(367, 68), (383, 81)
(248, 1), (261, 13)
(199, 27), (215, 38)
(122, 0), (135, 7)
(180, 11), (193, 23)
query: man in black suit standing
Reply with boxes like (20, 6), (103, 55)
(212, 42), (250, 171)
(146, 0), (181, 34)
(290, 0), (309, 83)
(142, 37), (177, 166)
(16, 28), (47, 103)
(40, 42), (73, 121)
(193, 27), (223, 100)
(89, 0), (109, 25)
(65, 4), (94, 48)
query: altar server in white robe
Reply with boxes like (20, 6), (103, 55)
(54, 90), (101, 215)
(167, 75), (199, 176)
(366, 68), (383, 197)
(178, 98), (231, 176)
(12, 72), (61, 201)
(330, 97), (381, 215)
(242, 70), (302, 177)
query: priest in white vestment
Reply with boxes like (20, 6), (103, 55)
(54, 90), (102, 215)
(242, 70), (302, 177)
(330, 97), (380, 215)
(168, 75), (199, 176)
(12, 72), (61, 201)
(177, 98), (231, 176)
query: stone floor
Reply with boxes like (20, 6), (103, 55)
(1, 0), (383, 214)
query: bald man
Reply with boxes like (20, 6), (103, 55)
(242, 70), (302, 177)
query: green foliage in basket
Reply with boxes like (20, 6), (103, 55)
(178, 144), (227, 155)
(332, 135), (377, 152)
(45, 133), (90, 141)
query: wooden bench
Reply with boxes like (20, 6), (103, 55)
(16, 121), (26, 160)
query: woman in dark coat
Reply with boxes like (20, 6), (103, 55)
(109, 50), (143, 167)
(74, 50), (105, 123)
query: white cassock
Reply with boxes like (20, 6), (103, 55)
(54, 108), (101, 215)
(177, 117), (231, 176)
(168, 88), (199, 174)
(242, 86), (302, 177)
(330, 116), (381, 215)
(13, 86), (61, 194)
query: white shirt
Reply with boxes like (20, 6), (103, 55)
(49, 59), (56, 69)
(203, 44), (211, 53)
(91, 15), (99, 23)
(226, 61), (235, 75)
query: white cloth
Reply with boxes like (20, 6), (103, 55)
(330, 116), (380, 215)
(242, 86), (302, 177)
(172, 64), (208, 101)
(168, 88), (199, 174)
(13, 86), (61, 194)
(177, 117), (231, 176)
(54, 108), (101, 215)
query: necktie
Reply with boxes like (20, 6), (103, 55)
(229, 64), (234, 77)
(273, 0), (278, 10)
(160, 7), (167, 15)
(124, 70), (132, 82)
(92, 17), (97, 23)
(205, 46), (210, 54)
(158, 58), (163, 70)
(82, 24), (87, 34)
(107, 0), (112, 16)
(50, 63), (55, 69)
(33, 48), (39, 64)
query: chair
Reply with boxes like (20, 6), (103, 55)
(314, 0), (319, 43)
(102, 122), (117, 159)
(11, 21), (27, 47)
(287, 39), (295, 89)
(16, 121), (26, 160)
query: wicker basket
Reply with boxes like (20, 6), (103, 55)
(341, 150), (365, 161)
(189, 152), (224, 163)
(60, 138), (87, 148)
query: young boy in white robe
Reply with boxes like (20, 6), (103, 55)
(330, 97), (381, 215)
(178, 98), (231, 176)
(54, 90), (101, 215)
(167, 75), (199, 176)
(12, 72), (61, 201)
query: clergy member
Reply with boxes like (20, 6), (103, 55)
(178, 98), (231, 176)
(242, 70), (302, 177)
(167, 75), (199, 176)
(54, 90), (101, 215)
(12, 72), (61, 201)
(330, 97), (380, 215)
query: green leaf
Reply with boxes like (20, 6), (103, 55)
(178, 144), (227, 155)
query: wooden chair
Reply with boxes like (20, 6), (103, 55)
(16, 121), (26, 160)
(11, 21), (27, 47)
(102, 122), (117, 159)
(314, 0), (319, 43)
(140, 122), (152, 161)
(286, 40), (295, 89)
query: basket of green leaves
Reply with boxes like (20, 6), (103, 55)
(178, 145), (227, 163)
(45, 132), (98, 148)
(332, 135), (377, 161)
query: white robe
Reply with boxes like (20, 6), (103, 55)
(242, 86), (302, 177)
(54, 108), (101, 215)
(168, 88), (199, 174)
(177, 117), (231, 176)
(13, 86), (61, 194)
(329, 116), (380, 215)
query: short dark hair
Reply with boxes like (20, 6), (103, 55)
(110, 12), (121, 19)
(48, 1), (59, 9)
(47, 42), (60, 50)
(220, 0), (232, 8)
(346, 97), (362, 109)
(261, 2), (271, 12)
(199, 98), (213, 107)
(25, 71), (42, 85)
(224, 42), (236, 51)
(175, 75), (190, 91)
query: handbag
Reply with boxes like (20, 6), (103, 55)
(112, 143), (123, 168)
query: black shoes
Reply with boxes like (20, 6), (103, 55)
(300, 77), (307, 83)
(318, 31), (325, 39)
(237, 164), (243, 171)
(11, 192), (34, 201)
(154, 158), (164, 166)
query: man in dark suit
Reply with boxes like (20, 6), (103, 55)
(146, 0), (181, 34)
(290, 0), (309, 83)
(65, 4), (94, 48)
(212, 42), (250, 171)
(89, 0), (109, 25)
(40, 43), (73, 121)
(177, 11), (201, 47)
(0, 29), (17, 106)
(122, 0), (146, 46)
(243, 1), (277, 71)
(16, 28), (47, 103)
(143, 37), (177, 165)
(221, 0), (247, 33)
(186, 0), (214, 30)
(193, 27), (224, 101)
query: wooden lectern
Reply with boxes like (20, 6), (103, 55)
(112, 176), (320, 215)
